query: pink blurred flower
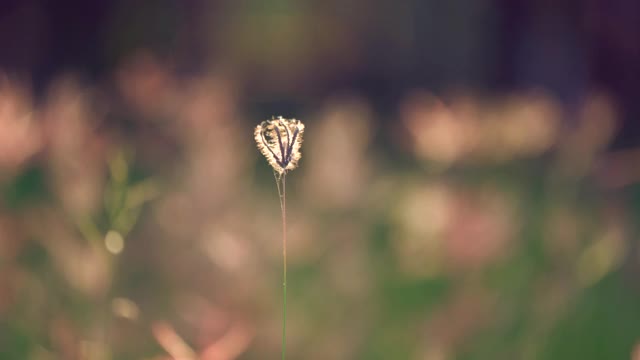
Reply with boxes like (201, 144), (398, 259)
(153, 299), (253, 360)
(0, 77), (42, 172)
(42, 76), (108, 216)
(116, 51), (178, 119)
(401, 92), (474, 166)
(303, 96), (374, 209)
(444, 189), (517, 271)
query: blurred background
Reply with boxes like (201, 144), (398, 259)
(1, 0), (640, 359)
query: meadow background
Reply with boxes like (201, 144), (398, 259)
(1, 1), (640, 359)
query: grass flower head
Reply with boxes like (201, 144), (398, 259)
(254, 116), (304, 360)
(254, 116), (305, 175)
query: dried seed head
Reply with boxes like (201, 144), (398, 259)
(255, 116), (305, 174)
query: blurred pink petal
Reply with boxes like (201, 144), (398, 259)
(200, 321), (253, 360)
(152, 321), (197, 360)
(0, 76), (42, 171)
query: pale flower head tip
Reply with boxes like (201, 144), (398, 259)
(254, 116), (305, 174)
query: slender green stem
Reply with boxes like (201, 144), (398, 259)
(275, 172), (287, 360)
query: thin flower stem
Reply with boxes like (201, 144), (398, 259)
(275, 172), (287, 360)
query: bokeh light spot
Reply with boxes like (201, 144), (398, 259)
(105, 230), (124, 254)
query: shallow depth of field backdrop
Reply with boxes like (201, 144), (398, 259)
(1, 1), (640, 359)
